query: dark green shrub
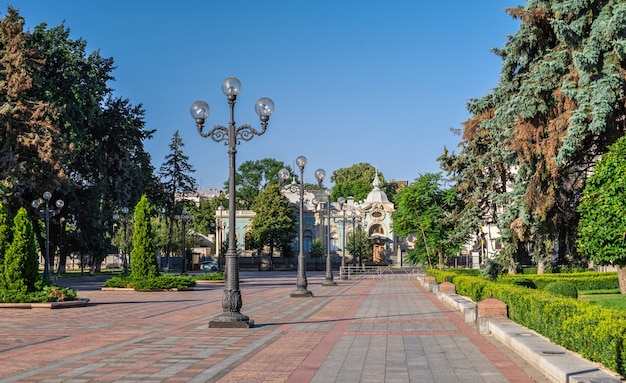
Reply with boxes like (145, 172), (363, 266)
(511, 278), (537, 289)
(544, 281), (578, 298)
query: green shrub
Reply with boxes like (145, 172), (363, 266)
(104, 275), (196, 290)
(0, 285), (77, 303)
(194, 272), (225, 281)
(544, 281), (578, 298)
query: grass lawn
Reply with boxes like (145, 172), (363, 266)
(579, 289), (626, 311)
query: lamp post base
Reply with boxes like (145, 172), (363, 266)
(290, 289), (314, 298)
(208, 312), (254, 328)
(322, 279), (337, 286)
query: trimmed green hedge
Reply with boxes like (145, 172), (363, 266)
(427, 269), (626, 375)
(502, 272), (619, 290)
(104, 275), (196, 290)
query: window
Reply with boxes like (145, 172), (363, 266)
(330, 232), (339, 251)
(303, 230), (312, 252)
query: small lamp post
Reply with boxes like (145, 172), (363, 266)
(31, 191), (64, 280)
(336, 197), (346, 278)
(314, 169), (336, 286)
(174, 210), (193, 274)
(112, 207), (130, 274)
(286, 156), (314, 297)
(191, 77), (274, 328)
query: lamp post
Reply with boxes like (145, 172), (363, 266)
(174, 210), (193, 275)
(336, 197), (346, 279)
(347, 210), (362, 267)
(314, 169), (336, 286)
(112, 207), (130, 274)
(191, 77), (274, 328)
(283, 156), (314, 297)
(31, 191), (64, 280)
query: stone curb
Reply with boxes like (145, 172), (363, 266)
(0, 298), (90, 309)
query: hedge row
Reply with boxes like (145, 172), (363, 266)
(427, 270), (626, 375)
(502, 272), (619, 290)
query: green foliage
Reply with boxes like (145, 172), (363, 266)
(344, 229), (372, 264)
(581, 293), (626, 311)
(0, 284), (77, 303)
(428, 269), (626, 375)
(130, 196), (159, 279)
(509, 278), (537, 289)
(330, 163), (390, 203)
(310, 237), (324, 268)
(3, 208), (39, 292)
(393, 173), (461, 267)
(502, 272), (619, 290)
(104, 275), (196, 290)
(481, 258), (504, 280)
(440, 1), (626, 271)
(194, 272), (225, 281)
(578, 135), (626, 266)
(250, 183), (296, 257)
(0, 7), (156, 267)
(234, 158), (291, 209)
(0, 202), (11, 275)
(544, 281), (578, 298)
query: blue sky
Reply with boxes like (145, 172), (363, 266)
(10, 1), (521, 189)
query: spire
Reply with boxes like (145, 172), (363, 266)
(364, 167), (389, 204)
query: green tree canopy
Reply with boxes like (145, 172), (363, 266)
(233, 158), (292, 209)
(578, 135), (626, 293)
(392, 173), (460, 268)
(250, 183), (296, 259)
(0, 7), (156, 270)
(440, 1), (626, 272)
(330, 163), (393, 203)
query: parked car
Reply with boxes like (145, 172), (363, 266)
(201, 261), (219, 272)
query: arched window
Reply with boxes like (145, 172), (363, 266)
(369, 224), (384, 236)
(330, 231), (339, 251)
(303, 230), (313, 252)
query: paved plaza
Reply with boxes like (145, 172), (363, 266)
(0, 271), (551, 383)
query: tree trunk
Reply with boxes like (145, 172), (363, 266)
(537, 261), (546, 275)
(617, 265), (626, 294)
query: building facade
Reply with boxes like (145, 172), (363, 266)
(213, 172), (400, 268)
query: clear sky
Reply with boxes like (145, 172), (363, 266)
(9, 1), (521, 188)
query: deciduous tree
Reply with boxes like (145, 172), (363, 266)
(250, 183), (296, 264)
(577, 135), (626, 293)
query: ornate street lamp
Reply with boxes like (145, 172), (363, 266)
(314, 169), (336, 286)
(113, 207), (130, 274)
(284, 156), (314, 297)
(174, 210), (193, 275)
(32, 191), (64, 280)
(191, 77), (274, 328)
